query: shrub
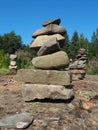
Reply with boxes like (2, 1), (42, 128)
(0, 50), (10, 68)
(87, 58), (98, 75)
(0, 68), (10, 75)
(16, 57), (33, 69)
(87, 67), (98, 75)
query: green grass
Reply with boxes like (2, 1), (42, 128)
(0, 65), (35, 75)
(87, 67), (98, 75)
(0, 68), (10, 75)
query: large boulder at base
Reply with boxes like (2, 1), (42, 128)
(22, 84), (74, 101)
(0, 112), (33, 129)
(42, 18), (61, 27)
(32, 24), (66, 38)
(37, 37), (60, 56)
(32, 51), (69, 69)
(30, 34), (65, 49)
(15, 69), (71, 85)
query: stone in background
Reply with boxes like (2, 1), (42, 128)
(69, 48), (87, 80)
(9, 54), (17, 74)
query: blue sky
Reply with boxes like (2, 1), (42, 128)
(0, 0), (98, 45)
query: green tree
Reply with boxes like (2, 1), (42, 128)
(1, 31), (22, 54)
(91, 28), (98, 59)
(0, 50), (10, 68)
(60, 31), (70, 56)
(0, 36), (3, 49)
(92, 41), (98, 59)
(22, 44), (37, 58)
(69, 31), (79, 59)
(79, 34), (89, 49)
(78, 33), (91, 60)
(91, 32), (96, 43)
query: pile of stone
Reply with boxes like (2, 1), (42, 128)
(9, 54), (17, 73)
(69, 48), (87, 80)
(15, 18), (74, 101)
(30, 18), (66, 49)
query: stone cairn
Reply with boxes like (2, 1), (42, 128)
(9, 54), (17, 74)
(15, 18), (74, 102)
(69, 48), (87, 80)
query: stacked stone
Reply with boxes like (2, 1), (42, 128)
(69, 48), (87, 80)
(15, 18), (74, 101)
(30, 18), (66, 49)
(9, 54), (17, 73)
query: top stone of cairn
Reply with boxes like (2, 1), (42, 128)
(42, 18), (61, 27)
(10, 54), (17, 60)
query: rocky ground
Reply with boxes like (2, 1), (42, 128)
(0, 74), (98, 130)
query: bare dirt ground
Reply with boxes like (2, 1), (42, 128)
(0, 74), (98, 129)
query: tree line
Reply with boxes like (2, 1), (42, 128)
(63, 28), (98, 60)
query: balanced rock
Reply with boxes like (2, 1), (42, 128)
(42, 18), (61, 27)
(22, 84), (74, 101)
(37, 37), (60, 56)
(9, 65), (17, 69)
(10, 54), (17, 60)
(79, 56), (87, 60)
(10, 61), (16, 66)
(30, 34), (65, 49)
(78, 48), (87, 54)
(32, 24), (66, 38)
(69, 60), (86, 69)
(69, 48), (87, 80)
(32, 51), (69, 69)
(9, 54), (17, 74)
(15, 69), (71, 86)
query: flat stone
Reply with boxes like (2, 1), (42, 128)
(15, 69), (71, 85)
(76, 54), (82, 58)
(70, 69), (86, 74)
(78, 60), (87, 65)
(9, 65), (17, 69)
(32, 24), (66, 38)
(79, 57), (87, 60)
(32, 51), (69, 69)
(42, 18), (61, 27)
(78, 50), (87, 55)
(69, 60), (86, 69)
(76, 54), (87, 58)
(37, 37), (60, 56)
(30, 34), (65, 49)
(22, 84), (74, 101)
(10, 61), (16, 66)
(71, 73), (85, 81)
(10, 54), (17, 60)
(70, 69), (86, 80)
(0, 112), (34, 129)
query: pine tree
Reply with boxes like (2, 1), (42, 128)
(69, 31), (79, 59)
(91, 28), (98, 59)
(60, 31), (70, 56)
